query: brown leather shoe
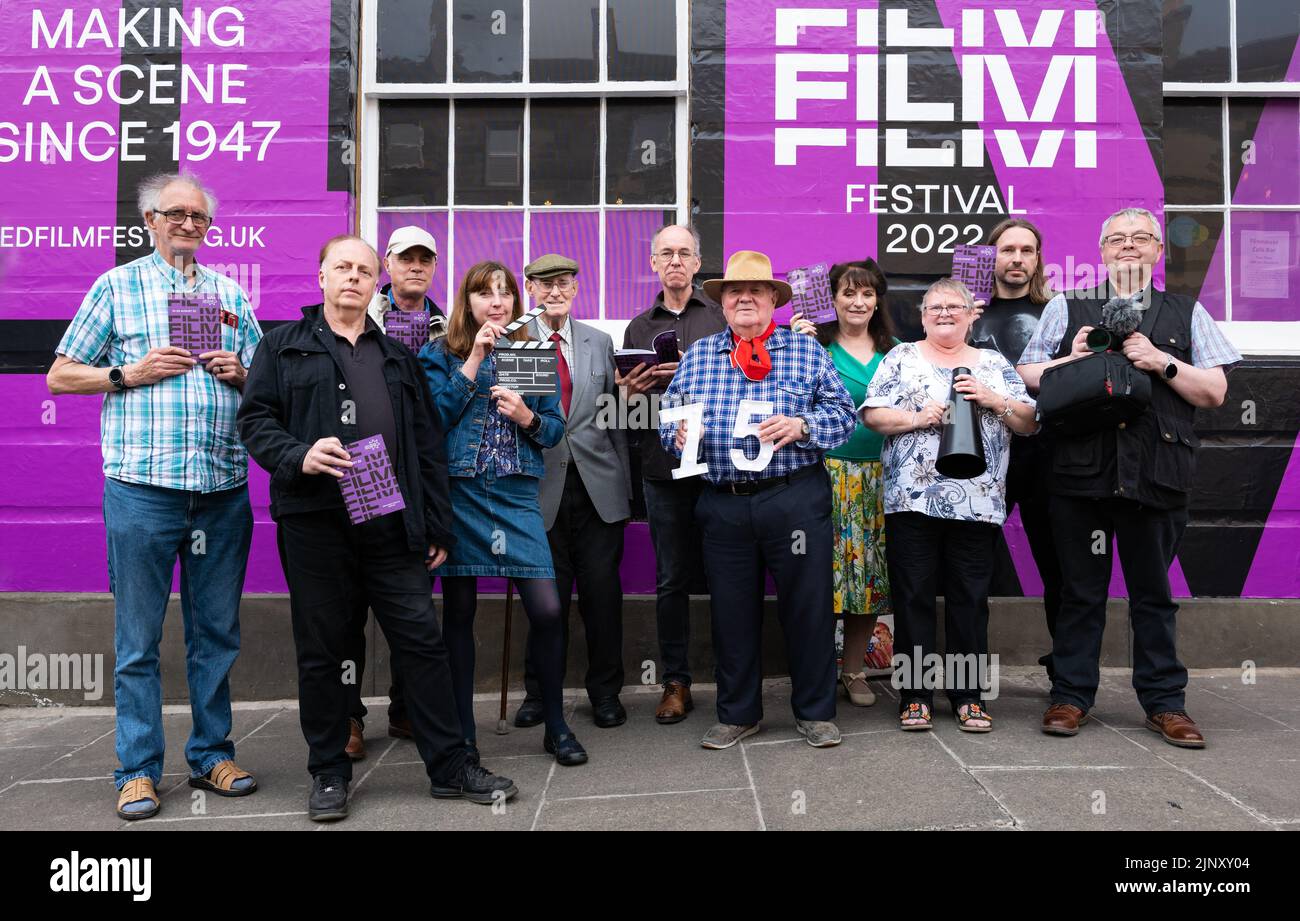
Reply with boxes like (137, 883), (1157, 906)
(1041, 703), (1088, 736)
(388, 716), (414, 739)
(345, 718), (366, 761)
(655, 682), (694, 724)
(1145, 710), (1206, 748)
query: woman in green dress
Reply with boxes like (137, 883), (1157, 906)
(792, 259), (897, 707)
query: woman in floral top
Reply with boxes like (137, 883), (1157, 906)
(792, 259), (896, 708)
(861, 279), (1037, 732)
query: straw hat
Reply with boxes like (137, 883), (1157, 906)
(702, 250), (793, 308)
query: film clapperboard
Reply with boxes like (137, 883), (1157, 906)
(167, 292), (223, 356)
(493, 305), (559, 395)
(787, 262), (838, 325)
(950, 244), (997, 306)
(338, 434), (406, 525)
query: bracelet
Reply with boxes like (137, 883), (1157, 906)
(998, 398), (1014, 420)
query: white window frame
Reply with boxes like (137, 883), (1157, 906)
(1163, 0), (1300, 355)
(360, 0), (690, 341)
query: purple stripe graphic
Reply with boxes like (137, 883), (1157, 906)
(529, 210), (600, 319)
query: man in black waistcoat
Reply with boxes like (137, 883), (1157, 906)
(1017, 208), (1241, 748)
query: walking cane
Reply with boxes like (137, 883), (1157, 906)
(496, 578), (514, 734)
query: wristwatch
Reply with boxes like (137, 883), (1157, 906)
(798, 418), (810, 440)
(109, 366), (129, 391)
(1162, 358), (1178, 380)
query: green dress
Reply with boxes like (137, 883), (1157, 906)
(824, 340), (892, 619)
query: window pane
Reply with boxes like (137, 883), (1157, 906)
(606, 99), (675, 204)
(453, 211), (525, 295)
(1232, 212), (1300, 322)
(1162, 0), (1231, 82)
(379, 101), (449, 206)
(607, 0), (676, 81)
(377, 0), (447, 82)
(377, 212), (450, 307)
(452, 0), (522, 82)
(1229, 98), (1300, 206)
(530, 100), (599, 205)
(529, 211), (600, 319)
(1235, 0), (1300, 82)
(529, 0), (598, 83)
(605, 210), (673, 319)
(1165, 212), (1225, 320)
(455, 100), (524, 205)
(1163, 99), (1223, 205)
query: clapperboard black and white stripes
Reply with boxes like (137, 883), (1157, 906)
(493, 305), (560, 394)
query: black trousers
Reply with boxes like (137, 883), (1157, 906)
(987, 441), (1063, 673)
(524, 465), (626, 702)
(346, 604), (408, 726)
(643, 476), (708, 687)
(886, 512), (997, 709)
(276, 509), (465, 784)
(1048, 495), (1188, 715)
(696, 466), (837, 725)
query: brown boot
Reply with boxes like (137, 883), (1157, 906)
(345, 718), (366, 761)
(655, 681), (694, 724)
(1041, 703), (1088, 736)
(1145, 710), (1206, 748)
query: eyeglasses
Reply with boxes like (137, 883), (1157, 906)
(1102, 232), (1158, 247)
(922, 304), (971, 316)
(155, 208), (212, 229)
(654, 249), (697, 264)
(533, 277), (575, 292)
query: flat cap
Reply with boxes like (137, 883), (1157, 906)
(524, 253), (579, 279)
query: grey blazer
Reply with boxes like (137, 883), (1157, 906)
(530, 317), (632, 530)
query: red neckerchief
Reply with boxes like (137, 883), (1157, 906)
(730, 321), (778, 381)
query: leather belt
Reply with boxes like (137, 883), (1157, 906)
(709, 462), (821, 496)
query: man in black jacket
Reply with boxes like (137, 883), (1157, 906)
(238, 235), (516, 820)
(1017, 209), (1240, 749)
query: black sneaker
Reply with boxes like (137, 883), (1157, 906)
(308, 774), (349, 822)
(430, 760), (518, 805)
(464, 739), (481, 765)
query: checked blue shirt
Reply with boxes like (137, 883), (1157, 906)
(56, 251), (263, 493)
(658, 325), (856, 485)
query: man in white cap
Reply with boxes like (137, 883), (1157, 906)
(367, 225), (445, 332)
(348, 224), (445, 758)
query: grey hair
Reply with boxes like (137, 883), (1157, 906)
(137, 172), (219, 220)
(1099, 207), (1162, 245)
(921, 277), (975, 311)
(650, 223), (702, 257)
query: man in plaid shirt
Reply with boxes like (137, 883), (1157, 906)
(658, 251), (855, 751)
(47, 173), (262, 821)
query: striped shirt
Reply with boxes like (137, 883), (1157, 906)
(56, 250), (263, 493)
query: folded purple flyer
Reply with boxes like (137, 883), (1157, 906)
(384, 310), (430, 352)
(951, 244), (997, 305)
(787, 263), (837, 325)
(167, 293), (222, 355)
(338, 435), (406, 525)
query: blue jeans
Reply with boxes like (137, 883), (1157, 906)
(103, 477), (252, 788)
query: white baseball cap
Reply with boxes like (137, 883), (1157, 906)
(385, 225), (438, 257)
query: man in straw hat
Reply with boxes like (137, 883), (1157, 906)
(658, 250), (856, 749)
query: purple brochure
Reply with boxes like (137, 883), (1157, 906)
(951, 244), (997, 305)
(384, 310), (430, 352)
(338, 435), (406, 525)
(787, 263), (837, 325)
(167, 293), (222, 355)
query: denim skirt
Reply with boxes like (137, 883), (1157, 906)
(441, 470), (555, 578)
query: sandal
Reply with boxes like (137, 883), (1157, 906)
(956, 702), (992, 733)
(188, 759), (258, 797)
(840, 671), (877, 707)
(899, 702), (933, 731)
(116, 777), (160, 820)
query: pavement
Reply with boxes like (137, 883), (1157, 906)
(0, 668), (1296, 831)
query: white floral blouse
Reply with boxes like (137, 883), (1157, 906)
(860, 342), (1035, 525)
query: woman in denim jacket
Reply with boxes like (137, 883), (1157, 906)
(420, 261), (587, 765)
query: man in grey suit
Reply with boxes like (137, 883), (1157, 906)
(514, 254), (633, 729)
